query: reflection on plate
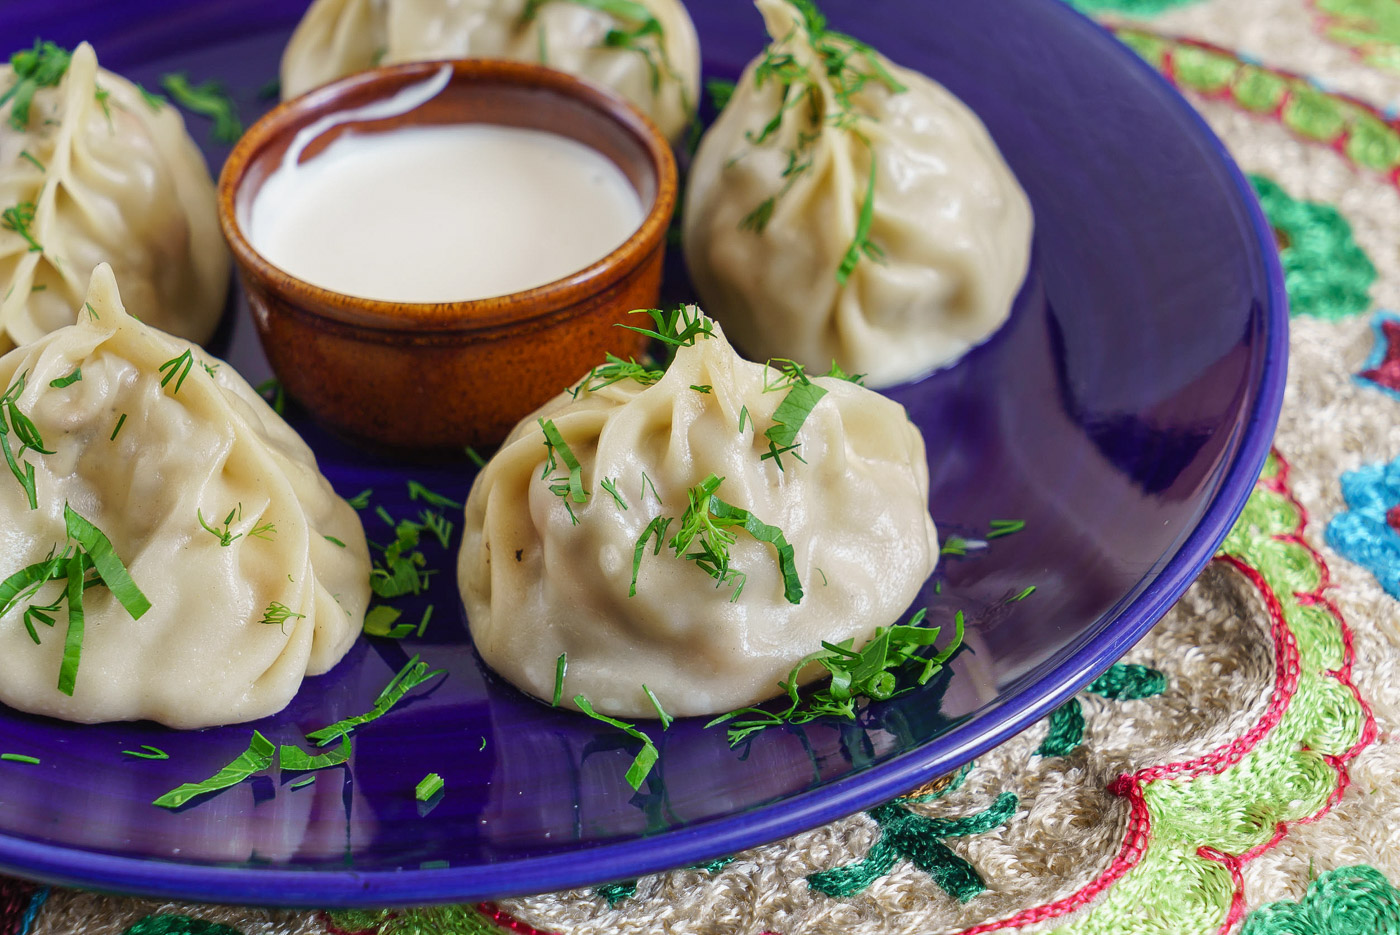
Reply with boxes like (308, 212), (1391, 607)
(0, 0), (1285, 907)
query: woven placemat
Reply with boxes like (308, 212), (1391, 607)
(9, 0), (1400, 932)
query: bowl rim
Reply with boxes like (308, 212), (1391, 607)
(216, 57), (678, 334)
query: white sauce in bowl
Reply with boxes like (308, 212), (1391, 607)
(247, 124), (646, 303)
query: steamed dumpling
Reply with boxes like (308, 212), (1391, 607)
(0, 42), (229, 353)
(0, 265), (370, 728)
(684, 0), (1033, 388)
(281, 0), (701, 144)
(459, 313), (938, 719)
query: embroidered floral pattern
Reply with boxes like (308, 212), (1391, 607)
(1326, 454), (1400, 596)
(1356, 311), (1400, 398)
(1249, 175), (1376, 320)
(1239, 864), (1400, 934)
(1065, 0), (1206, 14)
(1313, 0), (1400, 72)
(0, 879), (42, 935)
(1037, 664), (1168, 757)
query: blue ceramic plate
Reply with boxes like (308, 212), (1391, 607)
(0, 0), (1285, 908)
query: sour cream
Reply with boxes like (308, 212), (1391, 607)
(247, 124), (645, 304)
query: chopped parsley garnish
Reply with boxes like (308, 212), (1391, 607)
(48, 367), (80, 388)
(364, 605), (414, 639)
(260, 601), (305, 631)
(419, 509), (453, 548)
(574, 694), (659, 790)
(1, 370), (50, 509)
(1, 202), (41, 253)
(0, 40), (72, 131)
(736, 0), (904, 282)
(279, 736), (351, 772)
(407, 480), (461, 510)
(160, 72), (242, 143)
(552, 652), (567, 707)
(306, 654), (445, 747)
(347, 488), (372, 510)
(0, 754), (39, 764)
(122, 745), (168, 760)
(369, 516), (438, 598)
(157, 349), (194, 394)
(153, 731), (274, 809)
(709, 608), (964, 746)
(415, 772), (445, 801)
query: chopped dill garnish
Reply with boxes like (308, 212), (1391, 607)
(818, 567), (828, 586)
(640, 470), (661, 504)
(197, 505), (242, 547)
(619, 305), (714, 357)
(416, 605), (433, 637)
(347, 488), (372, 510)
(0, 40), (72, 131)
(160, 72), (242, 143)
(254, 378), (286, 415)
(324, 535), (346, 548)
(762, 358), (826, 471)
(479, 736), (487, 751)
(706, 77), (737, 111)
(986, 519), (1026, 539)
(738, 405), (750, 434)
(940, 537), (969, 557)
(709, 608), (963, 746)
(48, 367), (81, 388)
(260, 601), (304, 631)
(690, 384), (712, 394)
(465, 446), (487, 468)
(157, 349), (194, 394)
(109, 413), (127, 440)
(539, 418), (589, 522)
(93, 84), (111, 123)
(135, 82), (165, 110)
(674, 475), (802, 603)
(18, 150), (44, 172)
(1, 370), (50, 509)
(369, 518), (436, 598)
(643, 684), (672, 729)
(122, 745), (168, 760)
(573, 693), (659, 790)
(2, 202), (42, 253)
(1010, 585), (1036, 602)
(153, 731), (274, 808)
(249, 520), (276, 541)
(735, 0), (904, 283)
(552, 652), (568, 706)
(416, 772), (445, 801)
(419, 509), (453, 548)
(630, 516), (672, 597)
(306, 654), (446, 747)
(1, 754), (39, 764)
(407, 480), (462, 510)
(570, 352), (665, 398)
(200, 360), (219, 379)
(82, 301), (98, 321)
(600, 477), (628, 510)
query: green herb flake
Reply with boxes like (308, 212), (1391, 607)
(153, 730), (275, 809)
(552, 652), (567, 707)
(707, 77), (737, 111)
(1, 202), (41, 253)
(0, 753), (39, 764)
(600, 477), (628, 510)
(260, 601), (305, 632)
(306, 654), (445, 747)
(48, 367), (81, 388)
(197, 505), (242, 547)
(573, 694), (659, 790)
(289, 775), (316, 790)
(324, 535), (346, 548)
(415, 772), (445, 801)
(64, 504), (150, 619)
(82, 302), (98, 321)
(254, 378), (286, 415)
(415, 604), (434, 638)
(479, 736), (487, 751)
(1010, 585), (1036, 602)
(256, 77), (280, 101)
(940, 537), (969, 557)
(690, 384), (712, 394)
(347, 489), (373, 510)
(987, 519), (1026, 539)
(0, 370), (45, 509)
(160, 72), (242, 143)
(0, 41), (72, 131)
(279, 735), (352, 772)
(630, 515), (672, 597)
(836, 159), (882, 285)
(539, 419), (589, 522)
(157, 349), (194, 394)
(363, 605), (411, 639)
(18, 150), (44, 172)
(135, 82), (165, 111)
(643, 684), (672, 729)
(407, 480), (462, 510)
(709, 607), (963, 746)
(122, 745), (168, 760)
(109, 413), (127, 441)
(56, 552), (85, 695)
(465, 446), (487, 468)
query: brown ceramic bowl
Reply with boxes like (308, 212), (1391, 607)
(218, 59), (676, 451)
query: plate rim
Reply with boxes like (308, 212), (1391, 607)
(0, 0), (1289, 909)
